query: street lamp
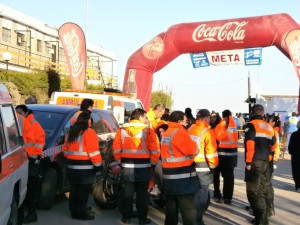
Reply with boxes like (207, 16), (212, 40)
(2, 52), (12, 70)
(45, 41), (60, 69)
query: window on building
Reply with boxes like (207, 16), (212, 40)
(45, 42), (50, 54)
(16, 33), (24, 47)
(2, 28), (11, 43)
(37, 39), (42, 52)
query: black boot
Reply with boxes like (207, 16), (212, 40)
(22, 209), (37, 224)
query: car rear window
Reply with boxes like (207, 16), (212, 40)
(31, 111), (65, 144)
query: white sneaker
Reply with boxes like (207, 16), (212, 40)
(150, 185), (161, 196)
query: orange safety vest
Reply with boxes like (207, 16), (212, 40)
(17, 114), (36, 157)
(161, 122), (198, 170)
(245, 118), (277, 164)
(112, 120), (160, 167)
(269, 127), (280, 162)
(27, 114), (45, 156)
(189, 120), (218, 172)
(214, 116), (238, 149)
(63, 128), (102, 167)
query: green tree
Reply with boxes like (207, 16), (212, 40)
(150, 84), (173, 109)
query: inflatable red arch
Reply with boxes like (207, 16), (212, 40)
(122, 13), (300, 111)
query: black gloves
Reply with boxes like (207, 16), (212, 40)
(28, 156), (40, 165)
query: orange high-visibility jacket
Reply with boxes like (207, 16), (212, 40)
(113, 120), (160, 166)
(63, 128), (102, 167)
(214, 116), (238, 149)
(269, 127), (280, 162)
(189, 120), (218, 172)
(245, 117), (277, 165)
(17, 114), (36, 157)
(161, 122), (198, 169)
(27, 114), (45, 156)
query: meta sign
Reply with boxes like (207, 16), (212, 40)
(190, 48), (262, 68)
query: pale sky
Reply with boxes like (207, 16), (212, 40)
(2, 0), (300, 115)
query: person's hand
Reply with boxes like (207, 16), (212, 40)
(246, 165), (251, 170)
(28, 156), (40, 165)
(95, 171), (104, 182)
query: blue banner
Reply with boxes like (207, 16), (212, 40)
(244, 48), (262, 66)
(190, 52), (210, 68)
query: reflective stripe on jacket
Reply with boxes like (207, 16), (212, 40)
(214, 116), (238, 148)
(244, 116), (277, 165)
(17, 114), (36, 157)
(161, 122), (199, 195)
(27, 114), (45, 156)
(214, 116), (238, 167)
(189, 120), (218, 171)
(63, 128), (102, 167)
(112, 120), (160, 182)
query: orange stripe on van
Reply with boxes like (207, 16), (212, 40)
(0, 146), (28, 180)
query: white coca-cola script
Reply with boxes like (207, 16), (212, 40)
(63, 28), (84, 78)
(192, 21), (248, 43)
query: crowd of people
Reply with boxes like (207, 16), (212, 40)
(17, 98), (300, 225)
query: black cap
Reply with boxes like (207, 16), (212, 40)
(197, 109), (210, 118)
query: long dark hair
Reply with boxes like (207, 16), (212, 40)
(67, 111), (91, 143)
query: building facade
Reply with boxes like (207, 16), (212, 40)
(0, 4), (118, 88)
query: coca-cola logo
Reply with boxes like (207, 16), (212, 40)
(63, 28), (84, 77)
(142, 36), (164, 59)
(192, 21), (248, 43)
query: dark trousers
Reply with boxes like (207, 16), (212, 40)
(69, 184), (92, 216)
(19, 163), (41, 217)
(194, 185), (209, 224)
(213, 167), (234, 200)
(165, 193), (197, 225)
(246, 160), (269, 223)
(291, 158), (300, 189)
(266, 161), (274, 209)
(120, 181), (149, 220)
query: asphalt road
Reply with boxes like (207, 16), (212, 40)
(34, 148), (300, 225)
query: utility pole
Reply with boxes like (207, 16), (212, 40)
(248, 71), (251, 113)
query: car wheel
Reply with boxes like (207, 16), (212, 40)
(38, 168), (57, 210)
(93, 178), (118, 209)
(7, 197), (18, 225)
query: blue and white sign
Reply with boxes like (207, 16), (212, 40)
(190, 52), (210, 68)
(244, 48), (262, 66)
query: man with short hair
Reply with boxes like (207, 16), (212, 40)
(244, 104), (277, 225)
(113, 108), (160, 224)
(161, 110), (199, 225)
(147, 104), (165, 131)
(189, 109), (218, 225)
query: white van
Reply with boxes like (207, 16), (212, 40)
(0, 83), (28, 225)
(49, 91), (144, 125)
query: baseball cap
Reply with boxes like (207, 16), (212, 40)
(197, 109), (210, 118)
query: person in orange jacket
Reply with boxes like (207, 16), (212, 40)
(189, 109), (218, 225)
(213, 109), (238, 205)
(161, 110), (199, 225)
(147, 103), (165, 131)
(16, 105), (46, 224)
(265, 115), (281, 217)
(63, 111), (103, 220)
(69, 98), (94, 126)
(244, 105), (277, 225)
(113, 108), (160, 225)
